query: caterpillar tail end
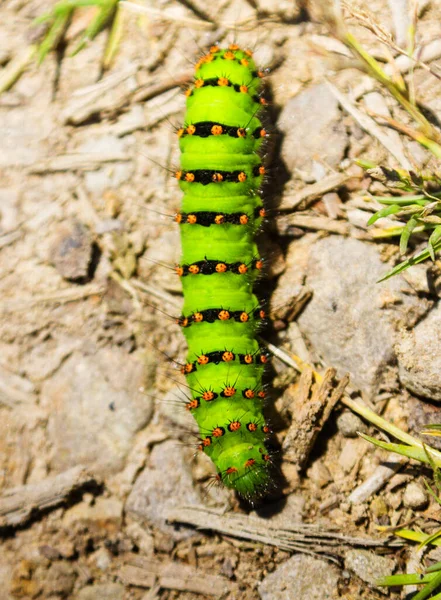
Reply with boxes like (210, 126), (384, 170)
(217, 444), (272, 501)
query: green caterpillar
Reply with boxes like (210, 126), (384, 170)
(174, 44), (271, 500)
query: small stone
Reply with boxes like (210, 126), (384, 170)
(385, 491), (402, 510)
(307, 460), (332, 488)
(0, 187), (20, 232)
(336, 411), (368, 438)
(338, 439), (365, 473)
(221, 556), (237, 579)
(51, 220), (95, 281)
(351, 504), (368, 524)
(297, 237), (428, 398)
(43, 347), (155, 475)
(44, 561), (77, 596)
(403, 481), (428, 510)
(370, 496), (388, 518)
(63, 497), (123, 528)
(259, 555), (340, 599)
(125, 440), (201, 540)
(90, 548), (112, 571)
(125, 521), (154, 555)
(322, 192), (343, 219)
(397, 304), (441, 401)
(278, 83), (348, 179)
(74, 583), (124, 600)
(345, 549), (395, 588)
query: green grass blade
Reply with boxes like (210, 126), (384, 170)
(70, 1), (117, 56)
(428, 226), (441, 261)
(371, 195), (430, 206)
(378, 239), (441, 282)
(423, 479), (441, 507)
(358, 433), (433, 464)
(394, 529), (441, 546)
(37, 11), (72, 64)
(418, 528), (441, 551)
(102, 4), (124, 69)
(400, 215), (419, 254)
(367, 204), (402, 226)
(412, 569), (441, 600)
(422, 424), (441, 437)
(426, 562), (441, 574)
(0, 45), (37, 94)
(377, 572), (439, 586)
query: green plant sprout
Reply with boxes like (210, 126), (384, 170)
(0, 0), (122, 95)
(283, 349), (441, 598)
(326, 1), (441, 280)
(344, 398), (441, 598)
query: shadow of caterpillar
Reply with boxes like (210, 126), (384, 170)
(175, 44), (272, 501)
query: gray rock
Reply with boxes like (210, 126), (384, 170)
(307, 460), (332, 488)
(336, 411), (368, 438)
(407, 395), (441, 450)
(259, 555), (340, 599)
(43, 348), (155, 475)
(50, 221), (94, 281)
(159, 385), (198, 429)
(63, 497), (123, 527)
(296, 237), (428, 397)
(397, 303), (441, 400)
(125, 440), (200, 540)
(44, 562), (77, 596)
(74, 584), (124, 600)
(403, 481), (428, 509)
(0, 187), (20, 232)
(278, 83), (348, 179)
(345, 549), (395, 588)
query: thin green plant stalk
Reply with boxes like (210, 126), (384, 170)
(0, 45), (37, 94)
(343, 31), (437, 140)
(71, 0), (118, 56)
(413, 570), (441, 600)
(102, 3), (124, 69)
(341, 395), (441, 464)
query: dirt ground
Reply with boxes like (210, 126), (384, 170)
(1, 0), (441, 598)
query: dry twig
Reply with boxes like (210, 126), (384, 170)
(0, 466), (98, 528)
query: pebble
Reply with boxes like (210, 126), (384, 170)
(44, 562), (77, 597)
(43, 347), (155, 475)
(307, 460), (332, 488)
(259, 555), (340, 599)
(296, 236), (429, 397)
(370, 496), (388, 518)
(50, 220), (94, 281)
(278, 83), (348, 180)
(125, 440), (201, 541)
(345, 549), (395, 588)
(90, 548), (112, 571)
(338, 439), (365, 473)
(63, 497), (123, 528)
(336, 411), (368, 438)
(74, 583), (124, 600)
(403, 481), (428, 510)
(397, 303), (441, 401)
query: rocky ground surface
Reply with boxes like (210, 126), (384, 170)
(1, 0), (441, 598)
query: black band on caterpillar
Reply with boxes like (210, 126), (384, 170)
(175, 167), (265, 185)
(180, 349), (269, 374)
(175, 206), (266, 226)
(178, 122), (266, 139)
(176, 258), (263, 277)
(177, 307), (266, 327)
